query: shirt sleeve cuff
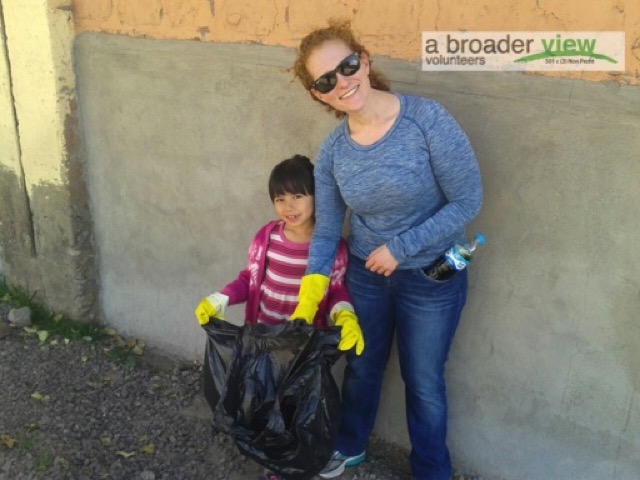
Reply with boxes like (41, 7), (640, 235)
(329, 301), (354, 325)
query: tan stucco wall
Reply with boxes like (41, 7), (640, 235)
(73, 0), (640, 85)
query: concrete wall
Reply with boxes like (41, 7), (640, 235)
(73, 33), (640, 479)
(0, 0), (98, 319)
(73, 35), (338, 357)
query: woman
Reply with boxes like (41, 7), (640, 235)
(290, 20), (483, 480)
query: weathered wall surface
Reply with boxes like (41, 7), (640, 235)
(0, 0), (98, 318)
(72, 0), (640, 85)
(1, 2), (638, 479)
(74, 33), (640, 480)
(73, 35), (337, 357)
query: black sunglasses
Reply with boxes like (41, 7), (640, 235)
(310, 52), (361, 94)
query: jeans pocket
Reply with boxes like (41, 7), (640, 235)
(418, 264), (460, 284)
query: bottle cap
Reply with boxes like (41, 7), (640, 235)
(474, 233), (487, 245)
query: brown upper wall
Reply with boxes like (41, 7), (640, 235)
(73, 0), (639, 85)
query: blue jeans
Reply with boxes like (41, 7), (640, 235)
(335, 254), (468, 480)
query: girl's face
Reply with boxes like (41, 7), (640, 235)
(306, 40), (371, 115)
(273, 192), (315, 233)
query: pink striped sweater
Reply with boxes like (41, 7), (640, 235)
(220, 220), (352, 328)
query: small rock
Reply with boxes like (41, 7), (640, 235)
(0, 322), (13, 339)
(140, 470), (156, 480)
(8, 306), (32, 327)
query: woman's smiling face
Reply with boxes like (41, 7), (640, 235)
(306, 41), (371, 115)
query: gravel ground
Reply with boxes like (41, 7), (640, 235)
(0, 305), (484, 480)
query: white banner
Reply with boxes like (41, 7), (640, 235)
(421, 31), (625, 71)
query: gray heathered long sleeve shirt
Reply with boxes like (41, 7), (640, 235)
(308, 94), (483, 276)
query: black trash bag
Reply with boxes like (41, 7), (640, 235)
(202, 319), (343, 480)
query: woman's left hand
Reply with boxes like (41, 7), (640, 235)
(365, 245), (399, 276)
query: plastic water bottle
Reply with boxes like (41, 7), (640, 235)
(426, 233), (487, 280)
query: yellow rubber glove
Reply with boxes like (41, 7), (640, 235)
(194, 292), (229, 325)
(334, 309), (365, 355)
(290, 274), (330, 324)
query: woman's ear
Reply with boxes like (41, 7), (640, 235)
(310, 89), (327, 104)
(310, 88), (322, 100)
(360, 52), (371, 74)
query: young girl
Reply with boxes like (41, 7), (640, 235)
(195, 154), (364, 480)
(195, 154), (362, 337)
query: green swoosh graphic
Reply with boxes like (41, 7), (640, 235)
(515, 51), (617, 63)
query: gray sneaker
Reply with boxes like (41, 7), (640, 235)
(319, 450), (366, 479)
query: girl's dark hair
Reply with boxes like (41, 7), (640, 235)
(268, 155), (314, 201)
(292, 19), (390, 119)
